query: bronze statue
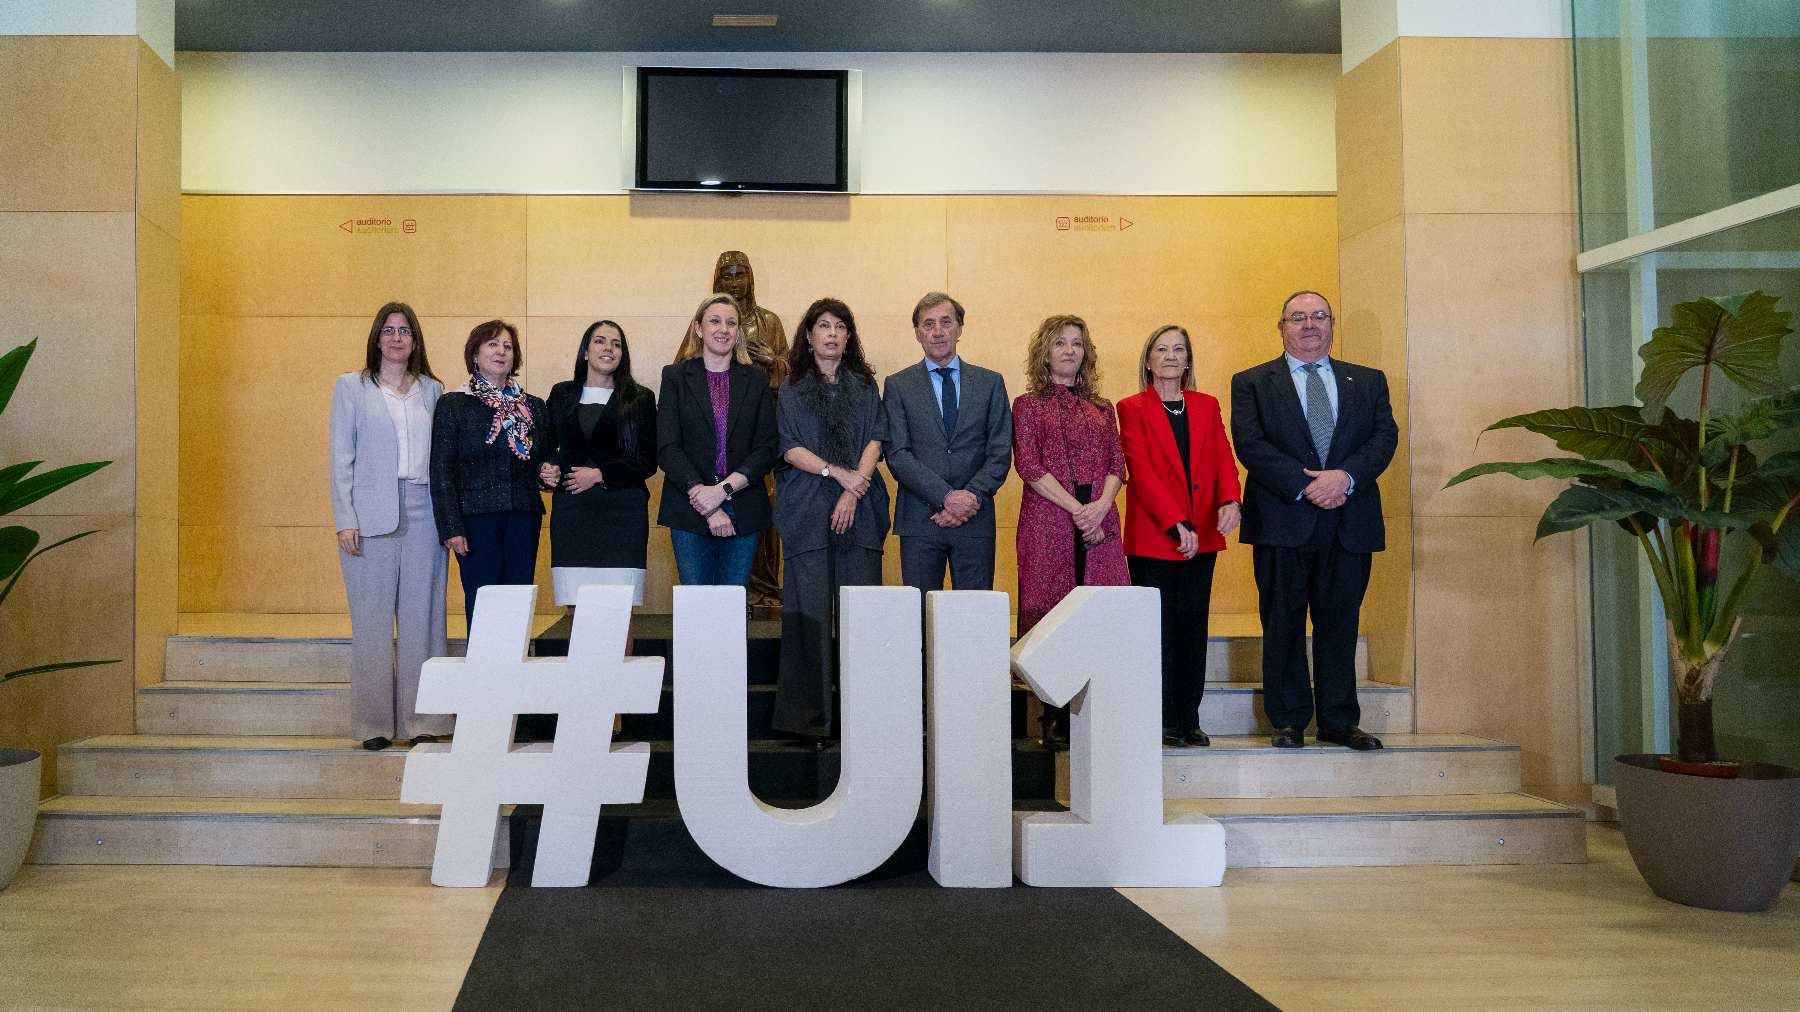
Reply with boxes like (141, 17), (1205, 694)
(711, 251), (786, 608)
(713, 251), (788, 388)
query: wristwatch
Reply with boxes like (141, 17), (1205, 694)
(820, 465), (831, 479)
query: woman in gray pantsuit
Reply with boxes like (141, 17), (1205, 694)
(330, 302), (452, 751)
(770, 298), (890, 750)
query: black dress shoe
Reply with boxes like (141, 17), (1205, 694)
(408, 734), (441, 746)
(1184, 728), (1211, 747)
(1163, 733), (1185, 748)
(1270, 726), (1304, 749)
(361, 736), (392, 751)
(1317, 725), (1384, 751)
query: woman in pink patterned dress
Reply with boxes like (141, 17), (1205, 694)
(1012, 314), (1129, 749)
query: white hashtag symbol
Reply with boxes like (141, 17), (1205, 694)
(401, 583), (662, 887)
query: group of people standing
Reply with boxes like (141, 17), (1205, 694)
(330, 276), (1397, 761)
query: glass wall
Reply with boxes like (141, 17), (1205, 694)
(1573, 0), (1800, 250)
(1574, 5), (1800, 782)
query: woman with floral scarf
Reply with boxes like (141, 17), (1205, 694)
(430, 319), (558, 628)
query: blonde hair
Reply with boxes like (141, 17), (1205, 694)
(674, 293), (751, 365)
(1025, 314), (1105, 407)
(1139, 324), (1194, 391)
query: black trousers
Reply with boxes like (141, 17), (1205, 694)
(1251, 509), (1371, 732)
(457, 510), (541, 628)
(1129, 552), (1218, 735)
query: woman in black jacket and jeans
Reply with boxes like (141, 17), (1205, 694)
(431, 319), (557, 626)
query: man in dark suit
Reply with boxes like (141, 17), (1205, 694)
(1230, 291), (1398, 751)
(882, 292), (1013, 593)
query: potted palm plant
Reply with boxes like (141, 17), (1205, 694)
(1, 339), (116, 890)
(1446, 291), (1800, 912)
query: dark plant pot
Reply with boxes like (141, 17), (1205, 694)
(1, 747), (42, 891)
(1614, 753), (1800, 912)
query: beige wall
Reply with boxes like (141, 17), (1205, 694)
(176, 194), (1403, 650)
(1338, 36), (1588, 802)
(0, 35), (179, 792)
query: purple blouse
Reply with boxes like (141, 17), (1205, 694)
(707, 368), (730, 478)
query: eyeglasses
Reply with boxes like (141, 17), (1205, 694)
(1282, 311), (1332, 325)
(380, 326), (414, 337)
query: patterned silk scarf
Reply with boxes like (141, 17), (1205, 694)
(471, 372), (535, 460)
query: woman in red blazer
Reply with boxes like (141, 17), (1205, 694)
(1116, 324), (1242, 747)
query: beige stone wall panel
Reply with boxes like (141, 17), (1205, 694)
(0, 37), (137, 213)
(1397, 37), (1577, 216)
(0, 212), (138, 516)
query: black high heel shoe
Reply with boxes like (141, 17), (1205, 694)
(361, 736), (392, 751)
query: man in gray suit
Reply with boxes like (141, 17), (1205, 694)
(882, 292), (1013, 592)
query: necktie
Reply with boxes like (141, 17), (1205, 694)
(934, 366), (958, 440)
(1302, 362), (1333, 462)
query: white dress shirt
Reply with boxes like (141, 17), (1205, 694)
(381, 380), (432, 483)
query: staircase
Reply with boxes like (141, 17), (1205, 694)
(29, 615), (1584, 871)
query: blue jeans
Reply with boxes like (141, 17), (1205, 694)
(670, 505), (759, 587)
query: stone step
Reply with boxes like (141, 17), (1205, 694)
(1196, 680), (1411, 735)
(1158, 734), (1520, 799)
(136, 682), (348, 735)
(27, 795), (512, 869)
(54, 734), (1061, 804)
(58, 736), (409, 800)
(1167, 793), (1586, 868)
(164, 626), (1368, 683)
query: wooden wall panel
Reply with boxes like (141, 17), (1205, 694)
(525, 194), (948, 322)
(179, 194), (1393, 646)
(181, 196), (527, 318)
(0, 37), (137, 213)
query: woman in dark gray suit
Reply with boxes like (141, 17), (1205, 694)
(330, 302), (451, 751)
(769, 298), (889, 750)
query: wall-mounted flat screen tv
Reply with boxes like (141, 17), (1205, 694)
(631, 67), (855, 192)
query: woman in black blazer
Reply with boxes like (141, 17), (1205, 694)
(430, 319), (557, 626)
(656, 293), (778, 587)
(543, 320), (658, 607)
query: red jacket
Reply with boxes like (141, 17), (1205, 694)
(1116, 388), (1242, 560)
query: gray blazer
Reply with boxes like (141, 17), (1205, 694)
(330, 371), (443, 537)
(881, 359), (1013, 540)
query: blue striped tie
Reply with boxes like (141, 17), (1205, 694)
(1302, 362), (1333, 462)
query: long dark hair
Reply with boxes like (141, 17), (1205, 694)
(572, 320), (645, 402)
(361, 302), (437, 382)
(786, 298), (875, 385)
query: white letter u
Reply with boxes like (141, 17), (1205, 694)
(673, 585), (923, 888)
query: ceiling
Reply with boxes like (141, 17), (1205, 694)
(174, 1), (1342, 54)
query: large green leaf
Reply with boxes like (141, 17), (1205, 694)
(1701, 388), (1800, 467)
(1535, 485), (1754, 540)
(0, 658), (119, 685)
(0, 460), (39, 500)
(0, 528), (97, 610)
(0, 460), (109, 516)
(1536, 486), (1681, 539)
(0, 340), (33, 418)
(1636, 292), (1793, 419)
(1732, 451), (1800, 517)
(1444, 458), (1671, 493)
(0, 525), (39, 582)
(1772, 521), (1800, 584)
(1483, 405), (1685, 469)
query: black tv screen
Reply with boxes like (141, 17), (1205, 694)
(635, 68), (849, 192)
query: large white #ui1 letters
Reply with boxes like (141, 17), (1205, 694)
(403, 583), (1224, 888)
